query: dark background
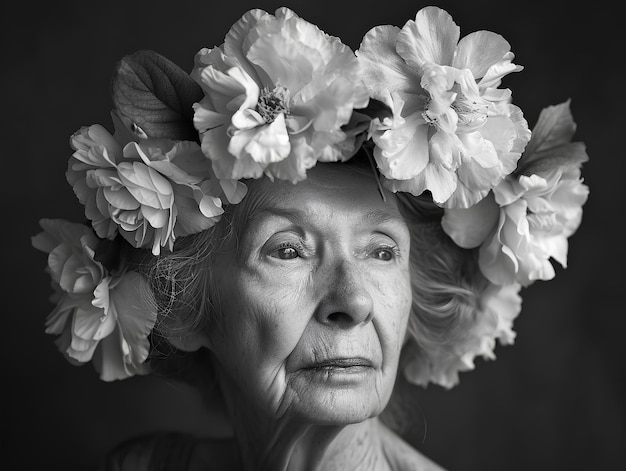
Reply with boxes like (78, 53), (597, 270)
(2, 0), (624, 469)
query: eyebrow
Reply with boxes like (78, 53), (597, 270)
(246, 207), (306, 225)
(363, 208), (406, 226)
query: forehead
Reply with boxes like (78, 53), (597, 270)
(235, 163), (405, 226)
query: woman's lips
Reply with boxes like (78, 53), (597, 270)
(304, 357), (373, 369)
(296, 357), (376, 386)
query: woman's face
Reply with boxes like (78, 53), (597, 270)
(208, 163), (412, 425)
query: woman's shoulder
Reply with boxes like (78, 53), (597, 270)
(98, 432), (234, 471)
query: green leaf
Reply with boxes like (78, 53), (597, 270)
(110, 50), (204, 142)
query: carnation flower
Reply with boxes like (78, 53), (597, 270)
(404, 282), (522, 388)
(31, 219), (157, 381)
(481, 166), (587, 286)
(357, 6), (531, 207)
(192, 7), (370, 183)
(67, 112), (246, 255)
(442, 101), (589, 286)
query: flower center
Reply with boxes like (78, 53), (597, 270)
(423, 92), (489, 132)
(450, 92), (489, 130)
(527, 208), (558, 233)
(256, 85), (290, 124)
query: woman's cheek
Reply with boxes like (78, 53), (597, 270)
(373, 271), (412, 355)
(241, 273), (313, 366)
(230, 278), (317, 417)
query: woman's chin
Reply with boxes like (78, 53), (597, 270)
(285, 369), (390, 425)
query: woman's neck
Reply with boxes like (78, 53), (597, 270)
(231, 410), (391, 471)
(212, 367), (394, 471)
(192, 415), (444, 471)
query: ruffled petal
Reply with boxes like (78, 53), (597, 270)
(428, 130), (461, 169)
(218, 179), (248, 204)
(396, 6), (460, 69)
(442, 194), (500, 248)
(453, 31), (512, 79)
(117, 163), (174, 209)
(374, 114), (430, 180)
(109, 272), (157, 372)
(191, 103), (229, 132)
(199, 65), (255, 110)
(223, 8), (267, 82)
(479, 213), (519, 286)
(242, 114), (291, 164)
(386, 161), (457, 202)
(479, 52), (523, 90)
(206, 126), (265, 180)
(357, 25), (422, 96)
(265, 136), (317, 183)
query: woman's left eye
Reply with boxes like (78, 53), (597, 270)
(269, 243), (302, 260)
(275, 247), (299, 259)
(370, 246), (399, 261)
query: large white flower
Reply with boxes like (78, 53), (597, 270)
(480, 167), (587, 286)
(192, 7), (369, 183)
(31, 219), (157, 381)
(442, 101), (589, 286)
(67, 113), (246, 255)
(357, 6), (530, 207)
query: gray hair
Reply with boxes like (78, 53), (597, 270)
(135, 161), (487, 405)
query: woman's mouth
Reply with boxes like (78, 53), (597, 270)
(300, 358), (375, 385)
(304, 357), (373, 370)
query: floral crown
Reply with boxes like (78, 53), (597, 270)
(33, 6), (588, 387)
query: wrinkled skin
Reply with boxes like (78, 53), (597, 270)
(182, 163), (441, 470)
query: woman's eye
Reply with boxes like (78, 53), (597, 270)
(371, 246), (398, 261)
(270, 244), (301, 260)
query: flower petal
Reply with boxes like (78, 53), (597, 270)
(479, 212), (519, 285)
(223, 8), (267, 83)
(357, 25), (422, 96)
(442, 193), (500, 248)
(242, 114), (291, 164)
(118, 163), (174, 209)
(479, 52), (523, 90)
(396, 6), (460, 69)
(453, 31), (512, 79)
(265, 136), (316, 183)
(218, 179), (248, 204)
(110, 272), (158, 368)
(374, 117), (429, 180)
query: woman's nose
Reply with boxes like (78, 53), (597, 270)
(314, 259), (373, 327)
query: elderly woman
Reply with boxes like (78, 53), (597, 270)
(33, 6), (588, 471)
